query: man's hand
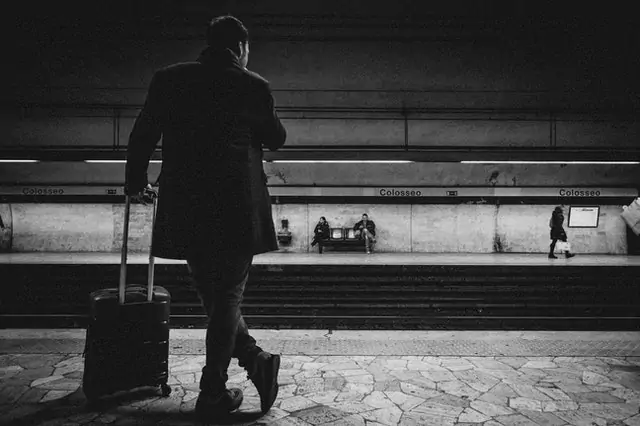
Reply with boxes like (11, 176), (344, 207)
(129, 184), (157, 205)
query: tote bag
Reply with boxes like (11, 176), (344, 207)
(621, 198), (640, 236)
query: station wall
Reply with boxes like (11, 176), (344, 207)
(0, 202), (629, 254)
(5, 31), (639, 191)
(11, 38), (640, 106)
(7, 38), (640, 156)
(4, 111), (640, 149)
(2, 17), (637, 254)
(0, 163), (638, 188)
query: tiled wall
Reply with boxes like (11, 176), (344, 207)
(0, 203), (629, 254)
(272, 203), (628, 254)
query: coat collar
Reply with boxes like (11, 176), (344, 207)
(197, 47), (242, 69)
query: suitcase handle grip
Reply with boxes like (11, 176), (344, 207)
(147, 195), (157, 302)
(119, 194), (157, 304)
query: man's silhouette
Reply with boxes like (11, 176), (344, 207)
(125, 15), (286, 420)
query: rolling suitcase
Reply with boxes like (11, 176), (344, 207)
(82, 193), (172, 402)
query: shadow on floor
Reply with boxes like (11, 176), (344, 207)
(3, 386), (266, 426)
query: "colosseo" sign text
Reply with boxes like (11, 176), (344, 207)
(559, 189), (602, 197)
(379, 188), (423, 197)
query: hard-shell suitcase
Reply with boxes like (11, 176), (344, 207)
(82, 193), (172, 402)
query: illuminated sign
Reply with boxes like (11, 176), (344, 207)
(568, 206), (600, 228)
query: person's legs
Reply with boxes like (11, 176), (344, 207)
(186, 251), (258, 395)
(362, 229), (375, 253)
(560, 236), (575, 258)
(549, 239), (558, 258)
(187, 250), (280, 415)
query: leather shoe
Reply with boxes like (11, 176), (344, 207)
(195, 388), (243, 420)
(249, 352), (281, 414)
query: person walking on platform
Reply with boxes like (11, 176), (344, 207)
(311, 216), (330, 247)
(125, 16), (286, 421)
(354, 213), (376, 254)
(549, 206), (575, 259)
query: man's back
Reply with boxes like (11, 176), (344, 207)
(156, 57), (276, 189)
(126, 47), (286, 259)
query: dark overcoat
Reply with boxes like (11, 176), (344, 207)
(354, 220), (376, 237)
(313, 222), (330, 239)
(126, 48), (287, 259)
(549, 212), (567, 240)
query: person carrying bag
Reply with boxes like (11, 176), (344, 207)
(548, 206), (575, 259)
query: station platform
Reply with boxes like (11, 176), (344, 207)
(1, 329), (640, 426)
(1, 251), (640, 266)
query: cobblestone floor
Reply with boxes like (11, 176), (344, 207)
(1, 332), (640, 425)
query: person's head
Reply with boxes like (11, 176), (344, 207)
(319, 216), (326, 223)
(554, 206), (563, 214)
(362, 213), (368, 221)
(206, 15), (250, 68)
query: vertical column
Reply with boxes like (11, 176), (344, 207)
(0, 204), (12, 252)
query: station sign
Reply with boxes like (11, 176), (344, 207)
(0, 186), (636, 198)
(372, 187), (637, 198)
(1, 186), (125, 196)
(270, 187), (638, 198)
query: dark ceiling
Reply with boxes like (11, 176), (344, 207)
(12, 0), (638, 41)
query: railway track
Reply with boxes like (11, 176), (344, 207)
(2, 264), (639, 330)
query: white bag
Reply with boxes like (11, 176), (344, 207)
(556, 241), (571, 252)
(621, 198), (640, 236)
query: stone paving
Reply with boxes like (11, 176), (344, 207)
(1, 332), (640, 425)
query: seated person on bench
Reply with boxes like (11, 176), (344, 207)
(353, 213), (376, 253)
(311, 216), (330, 247)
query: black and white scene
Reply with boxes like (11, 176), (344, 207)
(2, 1), (640, 425)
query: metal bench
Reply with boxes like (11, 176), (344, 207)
(317, 228), (369, 254)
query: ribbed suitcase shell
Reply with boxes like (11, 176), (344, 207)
(82, 286), (171, 400)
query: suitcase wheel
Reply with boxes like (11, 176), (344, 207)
(83, 386), (101, 404)
(160, 383), (172, 397)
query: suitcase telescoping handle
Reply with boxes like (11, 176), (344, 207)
(119, 193), (157, 304)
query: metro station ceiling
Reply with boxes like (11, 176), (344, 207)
(11, 0), (637, 41)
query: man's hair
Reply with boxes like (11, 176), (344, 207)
(206, 15), (249, 51)
(362, 213), (368, 217)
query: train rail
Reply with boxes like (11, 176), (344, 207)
(2, 263), (639, 330)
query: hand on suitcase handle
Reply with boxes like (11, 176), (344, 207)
(120, 189), (158, 304)
(131, 184), (158, 205)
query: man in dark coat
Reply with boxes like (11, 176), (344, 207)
(354, 213), (376, 254)
(125, 16), (286, 420)
(549, 206), (575, 259)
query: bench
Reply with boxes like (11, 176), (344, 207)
(317, 227), (372, 254)
(318, 238), (366, 254)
